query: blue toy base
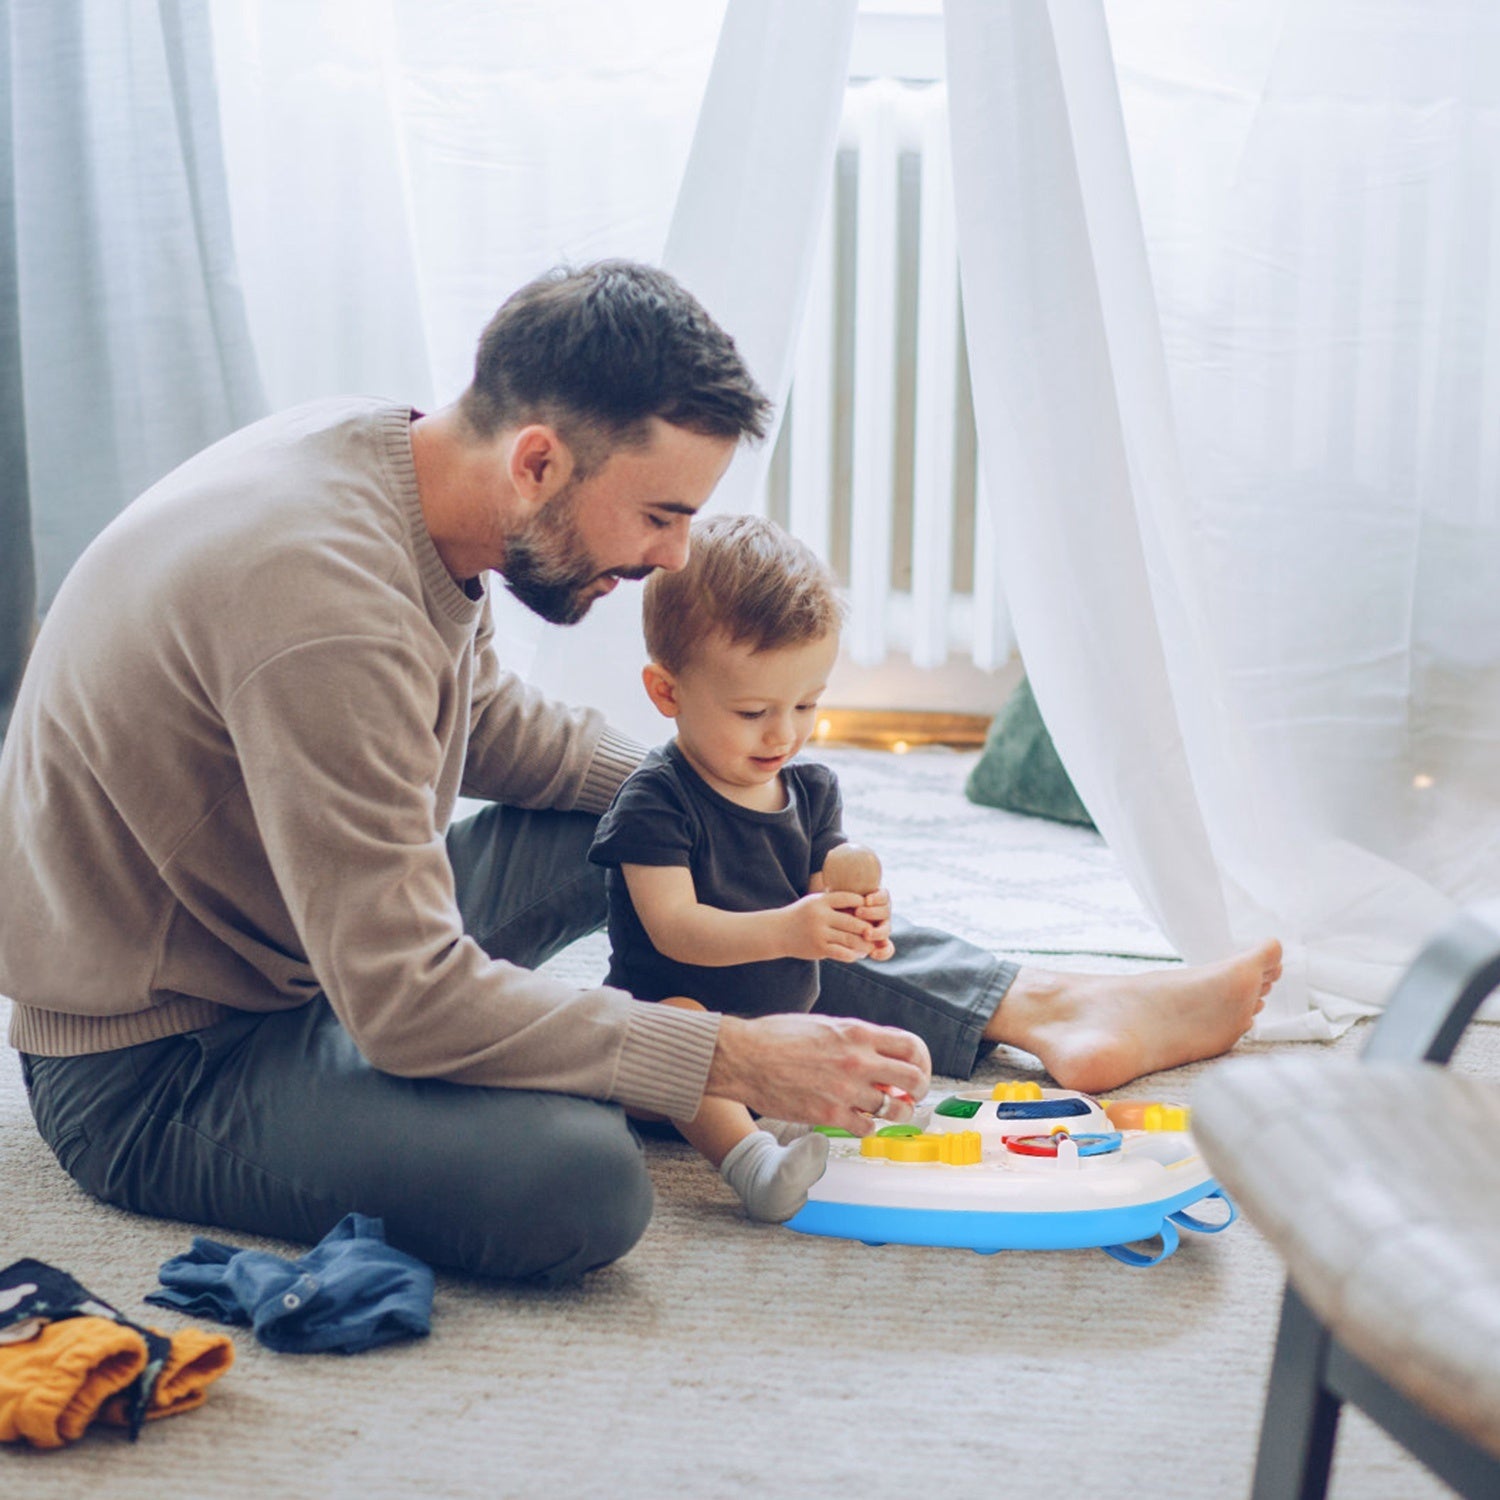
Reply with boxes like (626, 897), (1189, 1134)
(786, 1184), (1235, 1267)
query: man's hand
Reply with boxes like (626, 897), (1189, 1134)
(704, 1012), (931, 1137)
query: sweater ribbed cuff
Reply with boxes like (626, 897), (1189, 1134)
(611, 1004), (722, 1120)
(577, 727), (647, 815)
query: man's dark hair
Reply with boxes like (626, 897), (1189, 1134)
(459, 261), (772, 471)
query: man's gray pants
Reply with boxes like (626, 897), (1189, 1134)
(21, 804), (1016, 1284)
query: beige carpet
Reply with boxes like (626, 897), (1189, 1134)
(3, 748), (1492, 1498)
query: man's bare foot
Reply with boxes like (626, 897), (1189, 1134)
(985, 940), (1284, 1095)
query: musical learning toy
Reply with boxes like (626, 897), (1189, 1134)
(785, 1084), (1235, 1267)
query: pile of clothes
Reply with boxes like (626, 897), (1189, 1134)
(0, 1259), (234, 1448)
(1, 1212), (434, 1449)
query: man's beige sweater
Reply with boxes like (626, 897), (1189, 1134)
(0, 398), (720, 1119)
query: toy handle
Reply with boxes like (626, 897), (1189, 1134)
(1168, 1190), (1237, 1236)
(1102, 1217), (1181, 1268)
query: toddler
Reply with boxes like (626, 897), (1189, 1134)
(589, 514), (893, 1221)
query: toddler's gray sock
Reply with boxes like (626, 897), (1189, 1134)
(718, 1129), (829, 1223)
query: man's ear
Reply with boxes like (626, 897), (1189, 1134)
(507, 425), (574, 511)
(642, 662), (681, 720)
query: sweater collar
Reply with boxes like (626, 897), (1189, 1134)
(382, 404), (486, 633)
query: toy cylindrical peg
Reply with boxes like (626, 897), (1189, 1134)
(822, 842), (882, 895)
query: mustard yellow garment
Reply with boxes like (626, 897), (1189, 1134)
(0, 1318), (234, 1447)
(100, 1325), (234, 1426)
(0, 1317), (146, 1449)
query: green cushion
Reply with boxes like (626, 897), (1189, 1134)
(965, 677), (1096, 829)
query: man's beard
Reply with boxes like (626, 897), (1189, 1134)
(501, 483), (654, 625)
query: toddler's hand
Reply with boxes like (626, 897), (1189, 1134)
(854, 887), (894, 960)
(783, 892), (876, 962)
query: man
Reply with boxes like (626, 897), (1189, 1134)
(0, 261), (1278, 1285)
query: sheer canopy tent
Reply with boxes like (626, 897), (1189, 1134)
(2, 0), (1495, 1038)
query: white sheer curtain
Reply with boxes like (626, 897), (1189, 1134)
(209, 0), (727, 678)
(526, 0), (859, 743)
(211, 0), (725, 410)
(210, 0), (435, 413)
(947, 0), (1500, 1035)
(17, 2), (269, 582)
(2, 0), (266, 722)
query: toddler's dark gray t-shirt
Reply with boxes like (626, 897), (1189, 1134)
(588, 741), (846, 1017)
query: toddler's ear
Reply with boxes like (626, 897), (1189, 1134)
(642, 662), (680, 719)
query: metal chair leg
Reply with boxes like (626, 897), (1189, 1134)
(1250, 1285), (1341, 1500)
(1240, 912), (1500, 1498)
(1362, 910), (1500, 1065)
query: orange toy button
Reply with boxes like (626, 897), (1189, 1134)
(1102, 1100), (1190, 1132)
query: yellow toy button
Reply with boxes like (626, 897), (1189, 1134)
(990, 1081), (1044, 1102)
(940, 1131), (982, 1164)
(860, 1131), (982, 1165)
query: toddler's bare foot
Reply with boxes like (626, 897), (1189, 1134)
(986, 940), (1283, 1095)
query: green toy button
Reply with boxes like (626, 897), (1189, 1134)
(813, 1126), (857, 1137)
(874, 1124), (924, 1138)
(934, 1097), (983, 1119)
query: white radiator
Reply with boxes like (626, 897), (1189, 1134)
(763, 78), (1015, 675)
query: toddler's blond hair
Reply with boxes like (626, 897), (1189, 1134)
(642, 514), (844, 674)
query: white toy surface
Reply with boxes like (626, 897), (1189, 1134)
(785, 1085), (1235, 1267)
